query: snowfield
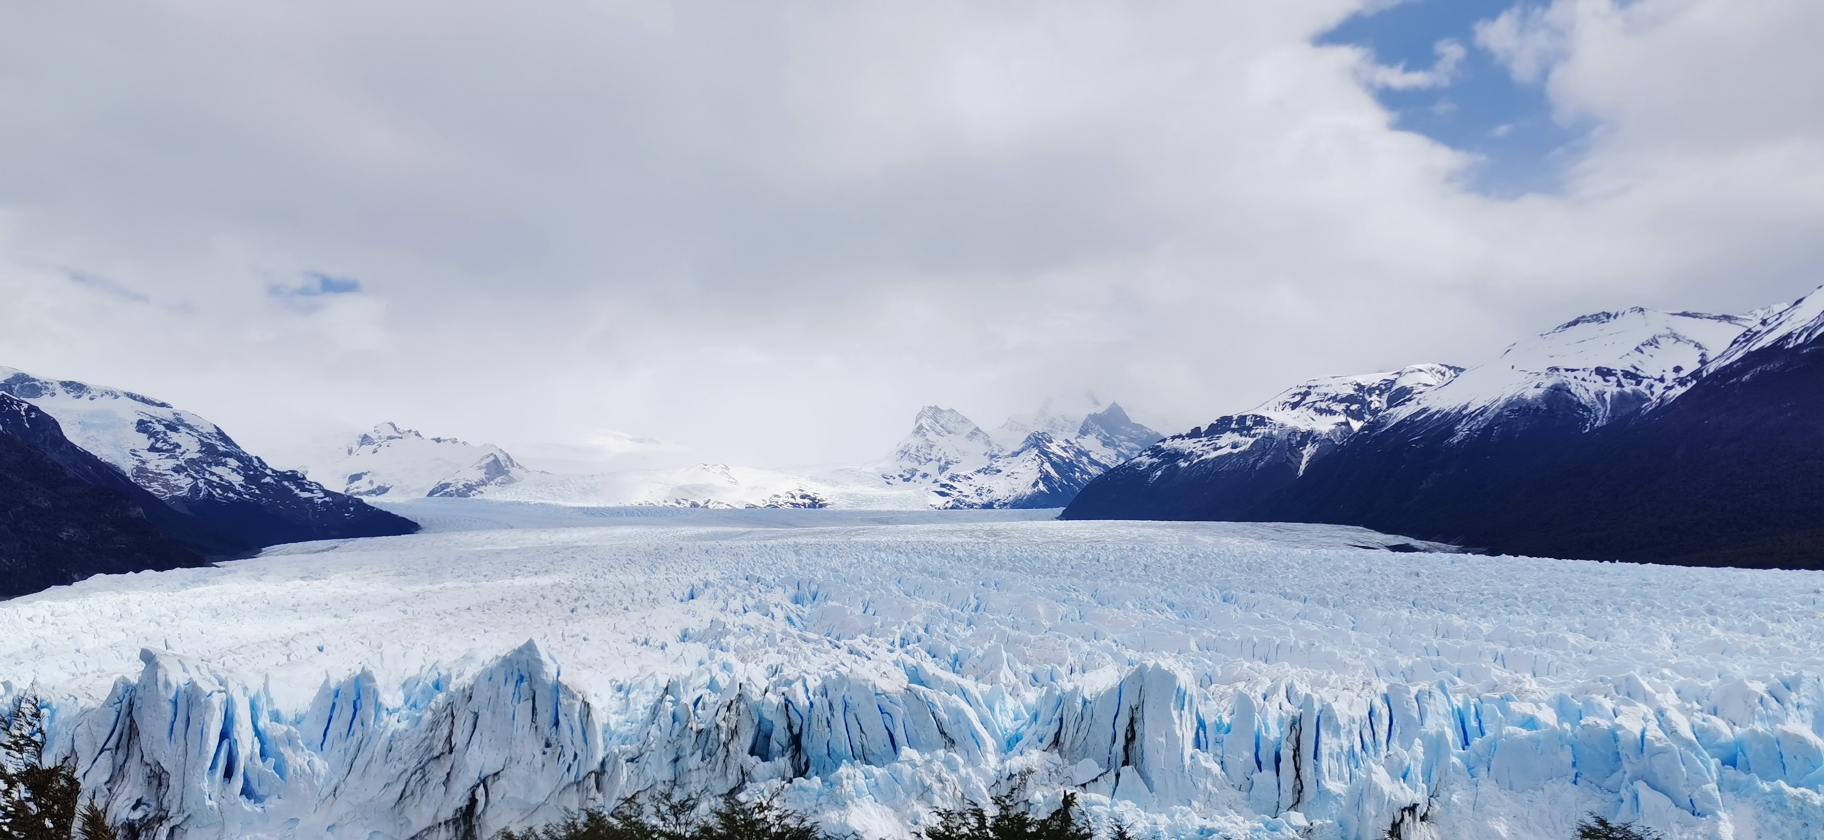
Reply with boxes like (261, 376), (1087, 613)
(3, 505), (1822, 840)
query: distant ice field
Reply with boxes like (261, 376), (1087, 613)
(4, 505), (1822, 839)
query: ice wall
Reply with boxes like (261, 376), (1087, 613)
(33, 644), (1824, 840)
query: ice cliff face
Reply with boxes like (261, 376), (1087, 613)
(8, 513), (1822, 840)
(306, 422), (532, 499)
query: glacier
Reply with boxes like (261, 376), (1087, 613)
(4, 505), (1823, 840)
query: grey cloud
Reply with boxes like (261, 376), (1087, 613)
(0, 0), (1820, 466)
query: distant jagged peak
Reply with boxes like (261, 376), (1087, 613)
(311, 421), (529, 499)
(994, 392), (1107, 448)
(909, 405), (988, 439)
(1074, 402), (1164, 463)
(349, 421), (475, 454)
(882, 405), (1000, 483)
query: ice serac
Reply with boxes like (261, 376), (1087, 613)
(9, 514), (1824, 839)
(1065, 364), (1457, 520)
(0, 367), (418, 548)
(0, 394), (207, 598)
(35, 644), (1824, 840)
(306, 422), (531, 499)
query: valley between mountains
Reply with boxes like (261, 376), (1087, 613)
(9, 287), (1824, 840)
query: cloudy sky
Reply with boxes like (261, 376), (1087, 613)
(1, 0), (1820, 468)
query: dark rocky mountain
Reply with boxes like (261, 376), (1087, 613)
(1063, 297), (1824, 567)
(0, 394), (209, 598)
(0, 366), (418, 553)
(1065, 365), (1459, 520)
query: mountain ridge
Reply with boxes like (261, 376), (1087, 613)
(1065, 288), (1824, 567)
(0, 366), (418, 558)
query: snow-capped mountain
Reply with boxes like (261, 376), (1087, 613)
(0, 393), (208, 598)
(930, 432), (1108, 510)
(880, 401), (1162, 509)
(880, 406), (1003, 484)
(1065, 364), (1457, 520)
(306, 422), (531, 499)
(1377, 308), (1750, 437)
(0, 366), (417, 550)
(1073, 402), (1164, 464)
(1066, 291), (1824, 566)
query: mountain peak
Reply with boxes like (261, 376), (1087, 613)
(882, 406), (999, 483)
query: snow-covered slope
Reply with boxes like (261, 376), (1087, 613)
(4, 511), (1822, 839)
(305, 422), (531, 499)
(880, 406), (1003, 484)
(931, 432), (1111, 510)
(1676, 285), (1824, 390)
(1152, 363), (1459, 474)
(1065, 365), (1457, 520)
(0, 394), (208, 597)
(484, 462), (833, 509)
(0, 367), (417, 548)
(1383, 309), (1750, 436)
(0, 366), (283, 503)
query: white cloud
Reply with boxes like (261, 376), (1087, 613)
(1477, 4), (1572, 85)
(0, 0), (1819, 466)
(1359, 38), (1468, 90)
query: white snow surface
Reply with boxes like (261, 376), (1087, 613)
(0, 365), (320, 503)
(931, 435), (1107, 510)
(5, 506), (1822, 840)
(1690, 284), (1824, 381)
(305, 423), (530, 499)
(1384, 309), (1751, 434)
(880, 407), (1005, 484)
(1132, 364), (1458, 471)
(484, 463), (929, 510)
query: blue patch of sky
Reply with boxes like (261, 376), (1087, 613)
(270, 272), (362, 299)
(1316, 0), (1582, 197)
(268, 272), (362, 311)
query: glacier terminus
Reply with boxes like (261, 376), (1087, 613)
(4, 505), (1821, 840)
